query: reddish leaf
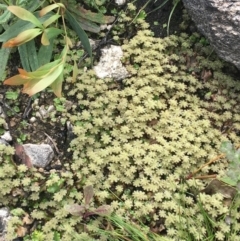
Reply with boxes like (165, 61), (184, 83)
(92, 205), (112, 216)
(84, 185), (94, 206)
(64, 204), (85, 216)
(4, 74), (29, 85)
(3, 28), (42, 48)
(76, 6), (115, 24)
(14, 144), (32, 168)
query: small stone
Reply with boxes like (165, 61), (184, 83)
(15, 144), (54, 168)
(64, 100), (73, 111)
(47, 105), (55, 113)
(29, 117), (37, 123)
(0, 131), (12, 142)
(9, 120), (16, 127)
(39, 106), (48, 119)
(35, 112), (42, 120)
(32, 98), (39, 109)
(115, 0), (126, 5)
(100, 24), (112, 31)
(0, 207), (10, 237)
(0, 106), (6, 119)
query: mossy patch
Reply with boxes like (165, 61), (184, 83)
(1, 8), (240, 241)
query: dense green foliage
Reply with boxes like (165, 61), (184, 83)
(0, 1), (240, 240)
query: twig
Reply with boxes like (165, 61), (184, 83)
(44, 132), (60, 155)
(0, 99), (21, 118)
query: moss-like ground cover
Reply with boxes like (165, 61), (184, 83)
(1, 1), (240, 241)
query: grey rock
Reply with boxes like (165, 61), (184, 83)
(0, 139), (8, 146)
(22, 144), (54, 168)
(36, 105), (56, 120)
(182, 0), (240, 70)
(39, 106), (48, 119)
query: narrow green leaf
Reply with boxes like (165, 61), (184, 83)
(44, 27), (63, 39)
(27, 59), (62, 78)
(67, 5), (115, 25)
(0, 3), (7, 10)
(25, 0), (42, 13)
(41, 30), (50, 45)
(40, 3), (65, 17)
(50, 70), (64, 97)
(26, 39), (39, 71)
(65, 9), (92, 64)
(0, 11), (54, 42)
(18, 43), (30, 71)
(37, 38), (54, 66)
(8, 6), (43, 29)
(67, 7), (100, 33)
(71, 15), (100, 33)
(0, 47), (11, 81)
(0, 7), (11, 24)
(43, 14), (61, 28)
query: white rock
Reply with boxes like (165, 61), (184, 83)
(47, 105), (55, 113)
(29, 117), (37, 123)
(1, 131), (12, 142)
(94, 45), (129, 81)
(100, 24), (112, 31)
(115, 0), (126, 6)
(39, 106), (48, 119)
(0, 207), (10, 239)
